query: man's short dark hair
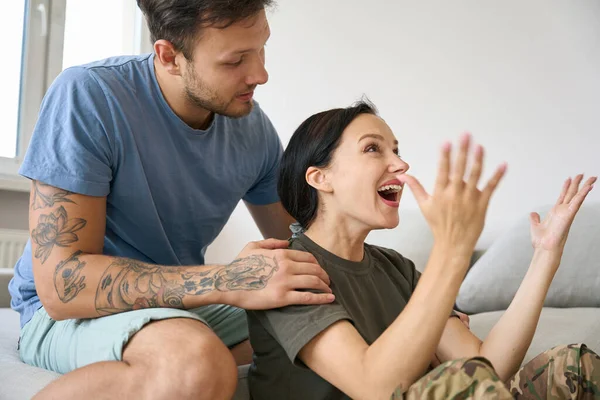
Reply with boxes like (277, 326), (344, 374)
(137, 0), (274, 60)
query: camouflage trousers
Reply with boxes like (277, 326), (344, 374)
(394, 344), (599, 399)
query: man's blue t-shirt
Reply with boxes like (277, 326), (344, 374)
(9, 53), (283, 328)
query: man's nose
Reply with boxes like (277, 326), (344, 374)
(246, 58), (269, 86)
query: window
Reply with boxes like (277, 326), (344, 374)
(62, 0), (146, 69)
(1, 1), (26, 160)
(0, 0), (150, 192)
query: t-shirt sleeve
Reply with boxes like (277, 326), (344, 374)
(19, 67), (114, 196)
(251, 301), (352, 364)
(243, 105), (284, 205)
(410, 262), (421, 292)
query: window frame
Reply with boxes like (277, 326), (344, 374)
(0, 0), (65, 192)
(0, 0), (150, 192)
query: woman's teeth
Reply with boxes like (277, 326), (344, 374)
(377, 184), (402, 203)
(377, 184), (402, 193)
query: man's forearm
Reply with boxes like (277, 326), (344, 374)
(479, 249), (561, 380)
(47, 251), (279, 320)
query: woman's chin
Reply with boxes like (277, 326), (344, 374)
(373, 214), (400, 230)
(383, 220), (400, 229)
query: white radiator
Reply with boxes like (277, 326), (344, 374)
(0, 229), (29, 269)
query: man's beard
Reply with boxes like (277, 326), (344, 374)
(184, 65), (254, 119)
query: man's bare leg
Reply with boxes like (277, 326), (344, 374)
(33, 318), (238, 400)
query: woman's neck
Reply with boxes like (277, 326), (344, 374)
(303, 216), (369, 262)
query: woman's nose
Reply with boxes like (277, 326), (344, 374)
(390, 157), (409, 174)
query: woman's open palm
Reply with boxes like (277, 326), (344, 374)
(530, 174), (596, 251)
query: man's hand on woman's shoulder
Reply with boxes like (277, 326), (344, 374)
(222, 239), (335, 310)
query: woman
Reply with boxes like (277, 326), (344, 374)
(247, 100), (599, 399)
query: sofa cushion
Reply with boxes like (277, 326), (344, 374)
(457, 202), (600, 314)
(0, 308), (250, 400)
(0, 308), (60, 400)
(470, 307), (600, 365)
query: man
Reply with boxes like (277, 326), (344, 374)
(8, 1), (334, 399)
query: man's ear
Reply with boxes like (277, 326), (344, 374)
(154, 39), (183, 76)
(306, 166), (333, 193)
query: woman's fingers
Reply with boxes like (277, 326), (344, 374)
(555, 178), (571, 206)
(430, 135), (506, 204)
(529, 212), (541, 225)
(467, 145), (484, 189)
(564, 174), (583, 203)
(434, 142), (451, 192)
(567, 176), (596, 212)
(451, 133), (471, 187)
(397, 174), (429, 204)
(482, 163), (508, 202)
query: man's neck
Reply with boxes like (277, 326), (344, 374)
(153, 58), (213, 130)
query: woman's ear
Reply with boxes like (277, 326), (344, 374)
(306, 166), (333, 193)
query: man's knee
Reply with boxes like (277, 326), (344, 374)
(124, 318), (238, 400)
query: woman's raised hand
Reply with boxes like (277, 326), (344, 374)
(529, 174), (596, 253)
(397, 134), (507, 257)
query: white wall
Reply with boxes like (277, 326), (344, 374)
(206, 0), (600, 263)
(0, 190), (29, 230)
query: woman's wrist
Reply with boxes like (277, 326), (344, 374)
(431, 241), (474, 262)
(530, 247), (563, 270)
(428, 242), (473, 275)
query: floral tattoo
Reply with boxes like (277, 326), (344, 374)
(31, 206), (87, 264)
(31, 181), (75, 210)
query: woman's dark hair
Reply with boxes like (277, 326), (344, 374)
(137, 0), (274, 60)
(278, 100), (378, 229)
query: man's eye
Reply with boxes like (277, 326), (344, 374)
(225, 56), (244, 66)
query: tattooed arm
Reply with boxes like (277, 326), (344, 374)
(30, 181), (333, 321)
(52, 250), (282, 319)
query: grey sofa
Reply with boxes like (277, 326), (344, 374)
(2, 203), (599, 399)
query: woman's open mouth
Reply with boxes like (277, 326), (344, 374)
(377, 183), (402, 208)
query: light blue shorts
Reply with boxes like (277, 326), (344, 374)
(19, 305), (247, 374)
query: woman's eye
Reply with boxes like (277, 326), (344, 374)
(393, 149), (402, 157)
(365, 144), (380, 153)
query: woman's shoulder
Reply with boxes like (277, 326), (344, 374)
(364, 243), (416, 272)
(288, 237), (311, 253)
